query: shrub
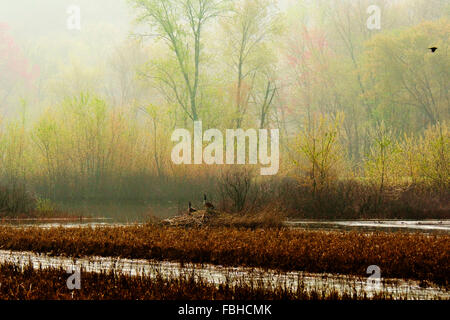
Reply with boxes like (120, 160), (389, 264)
(0, 184), (36, 215)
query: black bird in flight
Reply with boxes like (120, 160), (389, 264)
(428, 47), (438, 53)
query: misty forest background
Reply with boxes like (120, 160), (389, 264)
(0, 0), (448, 219)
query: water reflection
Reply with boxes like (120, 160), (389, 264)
(0, 249), (447, 300)
(2, 217), (449, 234)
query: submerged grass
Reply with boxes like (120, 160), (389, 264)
(0, 225), (448, 286)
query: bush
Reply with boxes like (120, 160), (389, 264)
(0, 184), (36, 215)
(217, 167), (255, 212)
(35, 197), (57, 216)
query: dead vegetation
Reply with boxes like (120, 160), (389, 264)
(162, 209), (216, 227)
(0, 225), (447, 286)
(0, 262), (412, 300)
(161, 204), (285, 229)
(0, 185), (36, 215)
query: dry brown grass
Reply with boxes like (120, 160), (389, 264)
(209, 210), (285, 229)
(0, 262), (410, 300)
(0, 225), (448, 286)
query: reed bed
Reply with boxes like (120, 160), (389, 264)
(0, 225), (448, 286)
(0, 262), (419, 300)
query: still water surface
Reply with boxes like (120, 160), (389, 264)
(0, 249), (448, 300)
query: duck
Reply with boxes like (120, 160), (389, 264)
(203, 194), (214, 210)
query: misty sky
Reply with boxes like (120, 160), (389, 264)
(0, 0), (130, 38)
(0, 0), (292, 41)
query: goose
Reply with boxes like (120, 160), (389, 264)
(188, 202), (197, 215)
(203, 194), (214, 210)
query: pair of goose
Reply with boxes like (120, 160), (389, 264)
(188, 194), (214, 214)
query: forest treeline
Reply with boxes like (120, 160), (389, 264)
(0, 0), (448, 218)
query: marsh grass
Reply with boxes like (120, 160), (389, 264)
(208, 207), (286, 229)
(0, 225), (447, 286)
(0, 262), (421, 300)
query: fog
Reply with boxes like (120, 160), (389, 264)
(0, 0), (448, 220)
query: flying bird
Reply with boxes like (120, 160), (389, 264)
(428, 47), (438, 53)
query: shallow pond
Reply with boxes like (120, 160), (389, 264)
(3, 200), (448, 233)
(2, 218), (449, 234)
(286, 219), (450, 233)
(0, 249), (448, 300)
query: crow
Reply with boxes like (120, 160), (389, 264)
(429, 47), (438, 53)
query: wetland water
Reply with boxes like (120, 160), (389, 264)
(2, 218), (449, 234)
(5, 201), (448, 233)
(0, 249), (448, 300)
(3, 200), (448, 233)
(286, 219), (450, 233)
(1, 214), (448, 299)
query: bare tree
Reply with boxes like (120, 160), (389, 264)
(218, 167), (254, 212)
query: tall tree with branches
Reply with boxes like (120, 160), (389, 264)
(221, 0), (282, 128)
(131, 0), (229, 121)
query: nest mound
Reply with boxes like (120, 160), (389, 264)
(161, 209), (219, 227)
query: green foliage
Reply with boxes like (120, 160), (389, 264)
(362, 18), (450, 129)
(0, 0), (448, 218)
(418, 122), (449, 190)
(364, 122), (401, 193)
(292, 113), (345, 193)
(35, 196), (56, 215)
(398, 121), (449, 190)
(130, 0), (231, 121)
